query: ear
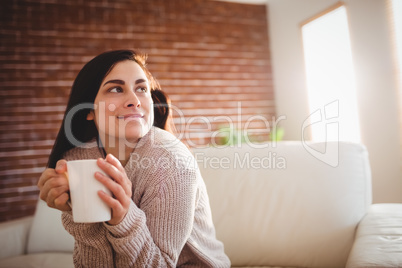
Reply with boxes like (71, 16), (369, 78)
(87, 110), (95, 121)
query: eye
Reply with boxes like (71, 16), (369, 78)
(109, 87), (123, 93)
(136, 87), (148, 93)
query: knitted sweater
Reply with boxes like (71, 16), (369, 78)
(61, 127), (230, 267)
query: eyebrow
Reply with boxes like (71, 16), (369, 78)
(103, 78), (147, 87)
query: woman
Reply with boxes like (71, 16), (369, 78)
(37, 50), (230, 267)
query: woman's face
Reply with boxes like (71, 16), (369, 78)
(87, 60), (154, 146)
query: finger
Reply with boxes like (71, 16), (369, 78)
(98, 190), (123, 211)
(54, 192), (71, 211)
(38, 170), (58, 201)
(97, 158), (125, 185)
(39, 173), (69, 203)
(95, 172), (131, 206)
(46, 173), (69, 190)
(105, 154), (124, 172)
(95, 171), (125, 198)
(37, 168), (57, 188)
(47, 185), (69, 209)
(47, 184), (69, 202)
(55, 159), (67, 174)
(98, 190), (127, 226)
(96, 160), (132, 197)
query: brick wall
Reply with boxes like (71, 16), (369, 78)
(0, 0), (274, 222)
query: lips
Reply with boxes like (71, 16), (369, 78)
(117, 114), (144, 120)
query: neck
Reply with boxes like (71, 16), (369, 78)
(101, 138), (138, 167)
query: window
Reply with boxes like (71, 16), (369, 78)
(388, 0), (402, 163)
(388, 0), (402, 149)
(390, 0), (402, 85)
(301, 3), (361, 143)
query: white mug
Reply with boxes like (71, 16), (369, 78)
(67, 159), (111, 223)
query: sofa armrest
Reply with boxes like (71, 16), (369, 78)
(346, 203), (402, 268)
(0, 216), (33, 259)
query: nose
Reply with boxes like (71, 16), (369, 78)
(125, 92), (141, 108)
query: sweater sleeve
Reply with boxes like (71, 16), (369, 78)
(61, 211), (114, 267)
(103, 162), (199, 267)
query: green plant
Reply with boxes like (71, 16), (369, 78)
(214, 125), (284, 146)
(269, 126), (285, 142)
(216, 126), (249, 146)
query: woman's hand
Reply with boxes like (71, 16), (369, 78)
(37, 160), (71, 211)
(95, 154), (132, 226)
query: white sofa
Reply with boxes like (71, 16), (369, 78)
(0, 141), (401, 267)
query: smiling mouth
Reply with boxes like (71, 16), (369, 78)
(117, 114), (144, 120)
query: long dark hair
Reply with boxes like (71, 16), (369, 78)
(47, 49), (165, 168)
(152, 89), (175, 134)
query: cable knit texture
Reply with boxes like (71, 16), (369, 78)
(61, 127), (230, 267)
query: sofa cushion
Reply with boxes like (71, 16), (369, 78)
(193, 141), (372, 267)
(0, 217), (32, 259)
(346, 203), (402, 267)
(27, 200), (74, 254)
(0, 253), (73, 268)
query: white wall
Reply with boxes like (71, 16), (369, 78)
(267, 0), (402, 203)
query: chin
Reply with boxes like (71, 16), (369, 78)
(125, 125), (151, 140)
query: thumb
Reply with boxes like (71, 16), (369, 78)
(55, 159), (67, 174)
